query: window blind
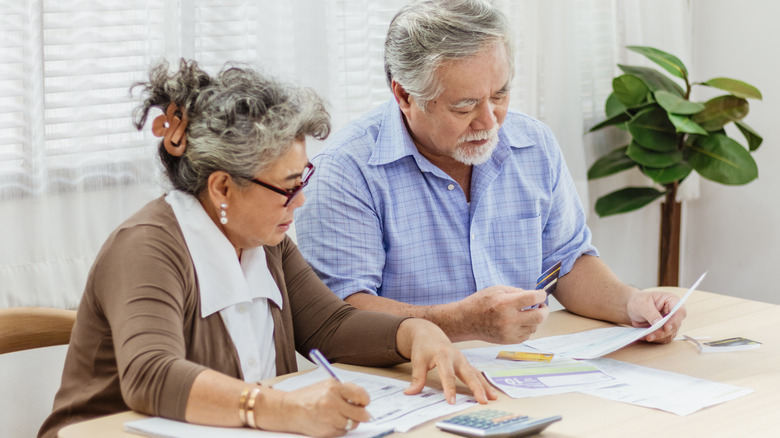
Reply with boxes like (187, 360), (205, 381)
(0, 0), (169, 197)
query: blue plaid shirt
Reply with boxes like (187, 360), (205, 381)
(295, 100), (597, 305)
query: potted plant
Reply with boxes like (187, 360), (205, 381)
(587, 46), (762, 286)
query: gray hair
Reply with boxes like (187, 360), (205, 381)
(131, 59), (330, 196)
(384, 0), (515, 110)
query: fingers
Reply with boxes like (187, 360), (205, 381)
(319, 380), (372, 435)
(339, 382), (371, 411)
(640, 294), (686, 344)
(406, 344), (499, 406)
(404, 353), (429, 397)
(454, 362), (498, 404)
(481, 290), (548, 344)
(646, 308), (686, 343)
(337, 402), (369, 427)
(437, 356), (459, 404)
(638, 304), (664, 328)
(511, 289), (548, 310)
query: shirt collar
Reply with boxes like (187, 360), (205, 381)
(165, 191), (283, 318)
(367, 101), (536, 171)
(368, 100), (421, 167)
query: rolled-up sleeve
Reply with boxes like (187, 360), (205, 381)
(539, 125), (598, 278)
(296, 151), (386, 300)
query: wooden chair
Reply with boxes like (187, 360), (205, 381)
(0, 307), (77, 437)
(0, 307), (76, 354)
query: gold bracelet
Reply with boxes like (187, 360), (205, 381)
(245, 387), (262, 429)
(238, 387), (251, 427)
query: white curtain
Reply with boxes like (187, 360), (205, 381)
(582, 0), (695, 289)
(0, 0), (693, 309)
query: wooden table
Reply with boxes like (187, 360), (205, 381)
(60, 289), (780, 437)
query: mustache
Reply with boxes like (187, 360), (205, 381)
(458, 125), (499, 144)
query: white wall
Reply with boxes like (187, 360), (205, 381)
(681, 0), (779, 303)
(0, 345), (69, 438)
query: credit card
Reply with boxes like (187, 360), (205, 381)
(524, 261), (562, 309)
(536, 260), (562, 296)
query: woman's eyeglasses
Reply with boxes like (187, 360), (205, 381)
(250, 163), (315, 207)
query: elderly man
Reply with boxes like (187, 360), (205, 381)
(295, 0), (685, 344)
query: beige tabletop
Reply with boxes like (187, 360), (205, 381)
(59, 288), (780, 437)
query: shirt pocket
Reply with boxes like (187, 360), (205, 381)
(485, 215), (542, 289)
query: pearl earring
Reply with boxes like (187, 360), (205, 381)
(220, 203), (228, 225)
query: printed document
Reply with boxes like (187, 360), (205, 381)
(525, 272), (706, 359)
(125, 366), (476, 438)
(274, 367), (476, 432)
(462, 344), (617, 397)
(580, 358), (754, 416)
(462, 344), (752, 415)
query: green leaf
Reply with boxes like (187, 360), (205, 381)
(588, 146), (636, 179)
(627, 141), (683, 167)
(627, 106), (679, 151)
(627, 46), (688, 80)
(605, 93), (627, 118)
(735, 120), (763, 151)
(613, 75), (650, 107)
(642, 162), (693, 184)
(655, 90), (705, 115)
(619, 64), (685, 96)
(691, 95), (749, 131)
(701, 77), (762, 100)
(595, 187), (666, 217)
(589, 112), (631, 132)
(688, 133), (758, 185)
(667, 113), (709, 135)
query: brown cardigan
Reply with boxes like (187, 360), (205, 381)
(39, 196), (407, 438)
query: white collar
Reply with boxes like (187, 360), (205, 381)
(165, 190), (283, 317)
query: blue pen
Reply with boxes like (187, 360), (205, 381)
(309, 348), (376, 422)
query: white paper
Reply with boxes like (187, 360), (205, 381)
(125, 417), (393, 438)
(126, 367), (476, 438)
(525, 272), (706, 359)
(580, 358), (754, 416)
(275, 367), (477, 432)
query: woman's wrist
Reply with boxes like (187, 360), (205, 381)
(238, 385), (262, 428)
(252, 385), (287, 432)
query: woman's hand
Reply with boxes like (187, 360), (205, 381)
(256, 379), (371, 437)
(396, 318), (499, 404)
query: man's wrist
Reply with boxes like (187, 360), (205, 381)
(422, 301), (471, 342)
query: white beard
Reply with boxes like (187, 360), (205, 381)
(452, 126), (499, 166)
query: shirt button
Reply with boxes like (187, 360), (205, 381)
(447, 184), (455, 191)
(248, 357), (257, 367)
(238, 305), (248, 314)
(471, 233), (476, 241)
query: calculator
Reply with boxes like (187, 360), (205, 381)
(435, 409), (562, 438)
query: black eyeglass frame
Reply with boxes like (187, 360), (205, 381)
(250, 163), (315, 207)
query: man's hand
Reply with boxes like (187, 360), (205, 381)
(344, 286), (549, 344)
(626, 291), (686, 343)
(452, 286), (550, 344)
(396, 319), (499, 404)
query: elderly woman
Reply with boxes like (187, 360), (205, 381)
(38, 60), (497, 438)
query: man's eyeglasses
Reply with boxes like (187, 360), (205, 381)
(250, 163), (315, 207)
